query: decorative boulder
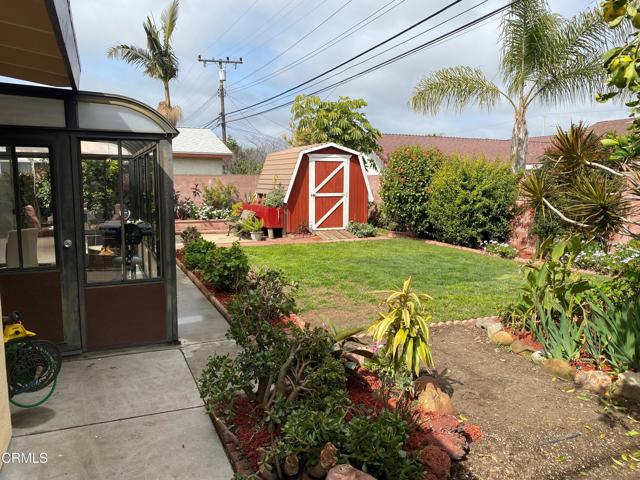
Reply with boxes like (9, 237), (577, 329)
(542, 358), (576, 381)
(326, 464), (377, 480)
(613, 371), (640, 403)
(491, 331), (514, 346)
(485, 323), (503, 339)
(530, 350), (546, 365)
(418, 383), (455, 415)
(575, 370), (612, 396)
(414, 375), (440, 396)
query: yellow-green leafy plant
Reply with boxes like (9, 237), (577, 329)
(368, 277), (434, 376)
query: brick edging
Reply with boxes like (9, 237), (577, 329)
(176, 258), (232, 323)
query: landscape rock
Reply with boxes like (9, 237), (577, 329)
(326, 464), (377, 480)
(414, 375), (440, 396)
(420, 445), (451, 480)
(425, 430), (469, 461)
(475, 316), (501, 330)
(530, 350), (547, 365)
(491, 331), (514, 346)
(575, 370), (612, 396)
(511, 340), (537, 355)
(418, 383), (455, 415)
(542, 358), (576, 381)
(613, 371), (640, 403)
(485, 322), (503, 339)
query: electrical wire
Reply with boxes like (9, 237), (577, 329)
(227, 0), (408, 94)
(209, 2), (515, 128)
(223, 0), (465, 117)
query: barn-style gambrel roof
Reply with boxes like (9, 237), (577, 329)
(257, 143), (373, 203)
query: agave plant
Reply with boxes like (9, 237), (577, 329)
(368, 277), (434, 376)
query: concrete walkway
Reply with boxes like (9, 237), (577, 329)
(1, 268), (237, 480)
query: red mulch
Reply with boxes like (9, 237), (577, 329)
(226, 397), (272, 471)
(509, 329), (543, 351)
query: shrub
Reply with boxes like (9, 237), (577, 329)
(347, 409), (424, 479)
(428, 157), (519, 247)
(347, 221), (376, 238)
(201, 242), (249, 292)
(183, 238), (216, 270)
(379, 146), (445, 235)
(180, 226), (201, 247)
(227, 269), (298, 326)
(202, 179), (238, 209)
(264, 184), (286, 208)
(482, 240), (518, 259)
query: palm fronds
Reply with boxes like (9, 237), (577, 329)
(411, 66), (507, 115)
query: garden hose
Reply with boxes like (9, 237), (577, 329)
(9, 378), (57, 408)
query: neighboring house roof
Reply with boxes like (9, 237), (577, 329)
(257, 143), (373, 203)
(173, 127), (233, 158)
(379, 117), (634, 166)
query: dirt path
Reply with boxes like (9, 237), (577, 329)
(429, 325), (640, 480)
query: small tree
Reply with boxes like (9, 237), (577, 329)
(287, 95), (382, 155)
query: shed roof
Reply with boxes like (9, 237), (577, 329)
(256, 144), (316, 195)
(173, 128), (232, 157)
(257, 143), (373, 203)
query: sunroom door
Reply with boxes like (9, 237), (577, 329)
(0, 133), (81, 352)
(309, 154), (350, 230)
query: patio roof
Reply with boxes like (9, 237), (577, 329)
(0, 0), (81, 89)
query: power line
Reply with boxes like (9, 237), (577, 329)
(210, 2), (514, 128)
(231, 0), (357, 86)
(177, 0), (332, 121)
(217, 0), (493, 125)
(227, 0), (408, 95)
(224, 0), (465, 117)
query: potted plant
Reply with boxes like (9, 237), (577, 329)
(241, 215), (265, 241)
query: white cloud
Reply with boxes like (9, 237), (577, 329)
(69, 0), (627, 144)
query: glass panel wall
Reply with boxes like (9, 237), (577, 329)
(81, 140), (160, 283)
(0, 146), (55, 269)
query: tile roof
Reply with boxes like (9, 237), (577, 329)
(379, 117), (634, 166)
(173, 127), (232, 156)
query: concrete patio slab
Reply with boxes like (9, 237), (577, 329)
(2, 407), (233, 480)
(181, 340), (240, 382)
(10, 349), (201, 436)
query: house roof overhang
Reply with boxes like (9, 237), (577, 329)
(0, 0), (81, 89)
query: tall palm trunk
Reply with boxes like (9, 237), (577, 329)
(163, 80), (172, 109)
(511, 99), (528, 172)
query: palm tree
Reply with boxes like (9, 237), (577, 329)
(108, 0), (182, 125)
(410, 1), (613, 171)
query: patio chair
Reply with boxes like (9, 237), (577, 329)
(225, 209), (255, 236)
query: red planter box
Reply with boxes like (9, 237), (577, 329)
(242, 203), (284, 229)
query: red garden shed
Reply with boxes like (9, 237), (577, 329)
(256, 143), (373, 233)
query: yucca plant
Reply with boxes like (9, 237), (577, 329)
(368, 277), (434, 376)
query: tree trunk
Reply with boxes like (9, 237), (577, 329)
(511, 100), (528, 172)
(163, 80), (172, 109)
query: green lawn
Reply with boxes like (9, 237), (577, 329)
(243, 238), (523, 329)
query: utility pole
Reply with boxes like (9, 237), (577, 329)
(198, 55), (243, 143)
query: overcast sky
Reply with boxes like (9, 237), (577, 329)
(67, 0), (625, 145)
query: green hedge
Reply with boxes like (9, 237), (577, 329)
(428, 157), (520, 247)
(379, 146), (444, 235)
